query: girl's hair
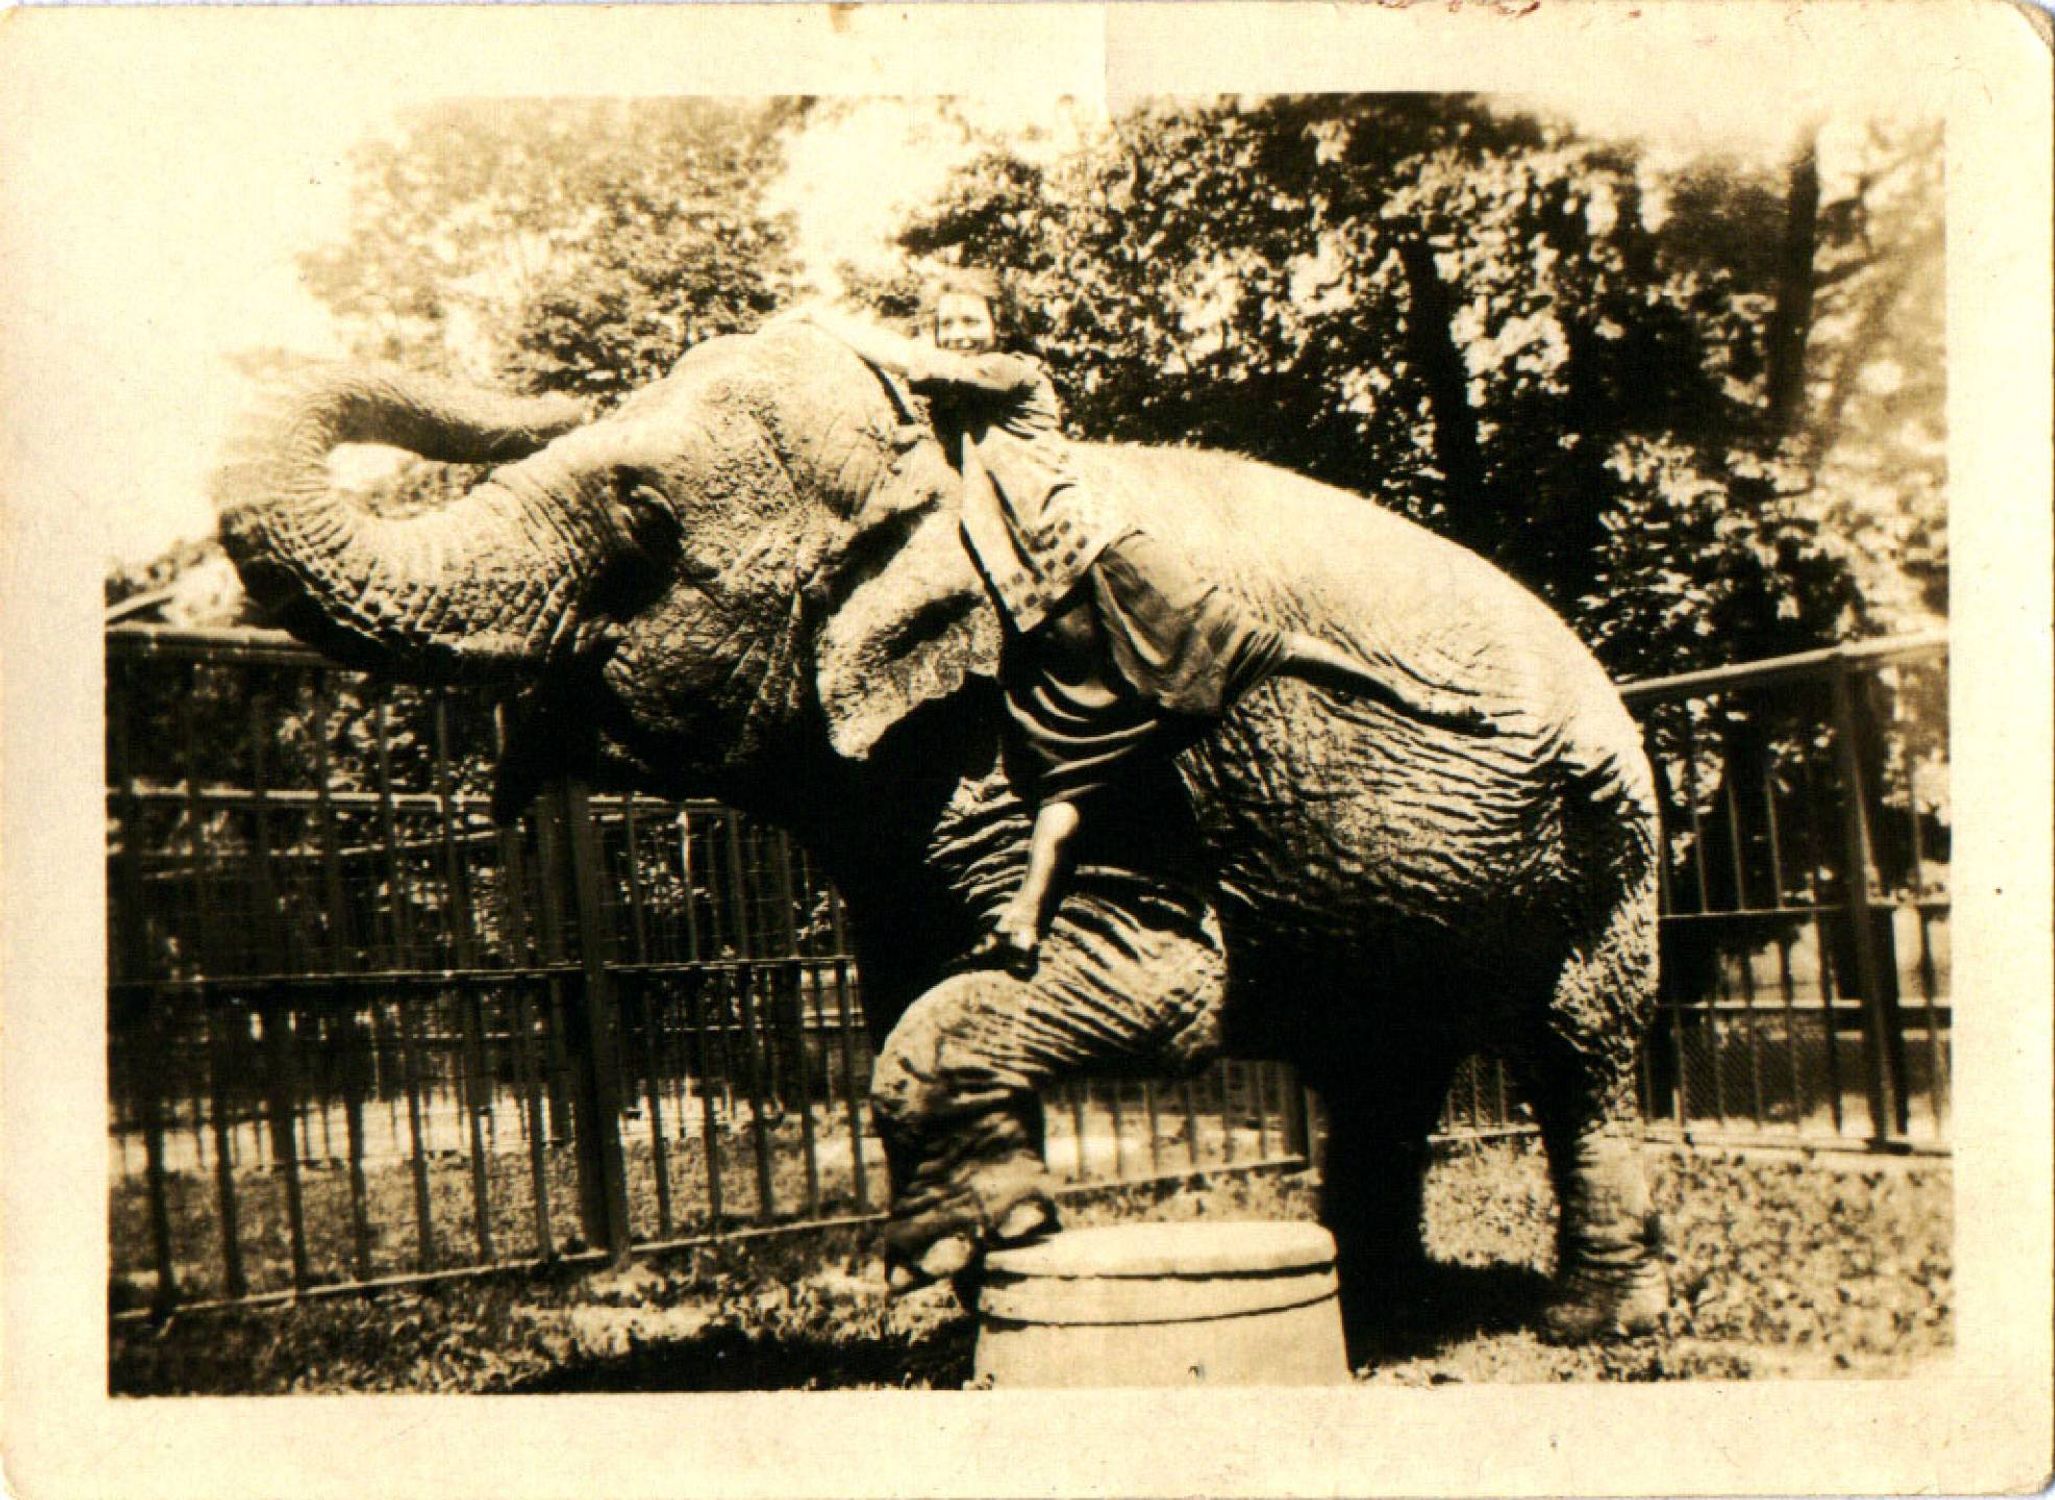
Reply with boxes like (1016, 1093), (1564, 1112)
(918, 265), (1028, 352)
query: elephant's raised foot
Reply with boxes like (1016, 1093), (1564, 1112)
(882, 1175), (1060, 1296)
(1538, 1260), (1668, 1344)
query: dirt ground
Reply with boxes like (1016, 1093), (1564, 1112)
(109, 1140), (1951, 1394)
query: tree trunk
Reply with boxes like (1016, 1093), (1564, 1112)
(1764, 128), (1822, 434)
(1395, 237), (1490, 539)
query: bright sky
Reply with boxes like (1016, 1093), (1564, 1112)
(5, 70), (435, 567)
(1, 54), (1921, 572)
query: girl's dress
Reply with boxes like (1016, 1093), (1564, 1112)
(904, 347), (1288, 804)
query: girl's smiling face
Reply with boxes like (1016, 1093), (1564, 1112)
(932, 292), (999, 353)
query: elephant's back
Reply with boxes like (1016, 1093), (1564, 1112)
(1070, 442), (1653, 981)
(1075, 444), (1567, 679)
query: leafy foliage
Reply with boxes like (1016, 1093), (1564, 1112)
(302, 98), (807, 402)
(888, 96), (1941, 678)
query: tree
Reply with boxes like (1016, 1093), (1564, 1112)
(302, 98), (806, 402)
(890, 96), (1881, 683)
(886, 96), (1949, 1014)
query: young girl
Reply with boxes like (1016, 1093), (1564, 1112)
(782, 270), (1493, 975)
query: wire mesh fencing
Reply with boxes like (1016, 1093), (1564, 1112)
(106, 625), (1949, 1317)
(1620, 635), (1950, 1150)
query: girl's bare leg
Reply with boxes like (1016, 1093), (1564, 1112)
(972, 799), (1082, 977)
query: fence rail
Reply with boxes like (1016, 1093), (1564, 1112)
(106, 625), (1949, 1317)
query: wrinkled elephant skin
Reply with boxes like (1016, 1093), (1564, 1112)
(216, 328), (1667, 1348)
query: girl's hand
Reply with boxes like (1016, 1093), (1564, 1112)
(968, 900), (1042, 978)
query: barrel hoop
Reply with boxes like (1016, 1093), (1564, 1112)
(979, 1270), (1339, 1327)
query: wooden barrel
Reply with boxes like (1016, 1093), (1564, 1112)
(973, 1221), (1351, 1387)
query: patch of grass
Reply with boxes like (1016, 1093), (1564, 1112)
(109, 1142), (1951, 1393)
(109, 1115), (886, 1309)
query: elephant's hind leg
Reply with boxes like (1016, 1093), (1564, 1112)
(1313, 1045), (1465, 1356)
(1517, 873), (1668, 1342)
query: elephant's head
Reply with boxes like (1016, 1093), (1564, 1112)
(215, 329), (1002, 815)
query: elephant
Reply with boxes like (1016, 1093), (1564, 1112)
(215, 324), (1668, 1347)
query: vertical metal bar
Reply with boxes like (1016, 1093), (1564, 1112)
(624, 801), (651, 962)
(1282, 1072), (1312, 1163)
(456, 987), (497, 1263)
(736, 966), (778, 1221)
(771, 835), (820, 1214)
(1798, 754), (1847, 1137)
(1252, 1065), (1272, 1160)
(680, 813), (705, 962)
(833, 958), (871, 1210)
(1720, 760), (1764, 1120)
(1218, 1065), (1238, 1164)
(488, 712), (554, 1255)
(1179, 1077), (1202, 1167)
(340, 1008), (374, 1281)
(790, 965), (822, 1217)
(206, 1004), (247, 1298)
(1737, 936), (1765, 1127)
(260, 998), (311, 1293)
(1679, 709), (1712, 913)
(1706, 946), (1730, 1128)
(1831, 663), (1900, 1145)
(636, 982), (675, 1238)
(1762, 756), (1790, 909)
(399, 999), (437, 1271)
(616, 805), (682, 1224)
(1142, 1081), (1164, 1176)
(1106, 1079), (1128, 1183)
(559, 779), (633, 1258)
(1067, 1079), (1090, 1181)
(688, 974), (726, 1226)
(1723, 767), (1751, 912)
(109, 658), (179, 1313)
(431, 696), (496, 1262)
(371, 698), (415, 966)
(530, 802), (576, 1147)
(723, 812), (756, 956)
(513, 985), (555, 1260)
(1666, 990), (1691, 1129)
(310, 677), (356, 968)
(719, 811), (754, 1127)
(139, 1003), (180, 1316)
(176, 679), (219, 982)
(1644, 721), (1674, 916)
(1905, 752), (1948, 1135)
(242, 681), (312, 1293)
(243, 678), (287, 982)
(1776, 935), (1804, 1129)
(1916, 911), (1949, 1135)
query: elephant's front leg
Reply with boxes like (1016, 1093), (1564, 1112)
(867, 893), (1228, 1288)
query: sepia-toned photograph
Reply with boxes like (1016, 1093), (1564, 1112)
(3, 3), (2049, 1496)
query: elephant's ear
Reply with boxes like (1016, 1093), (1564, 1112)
(811, 472), (1002, 762)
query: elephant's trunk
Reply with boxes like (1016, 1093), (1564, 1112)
(214, 364), (601, 680)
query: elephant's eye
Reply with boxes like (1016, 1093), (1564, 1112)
(606, 472), (683, 561)
(591, 471), (688, 618)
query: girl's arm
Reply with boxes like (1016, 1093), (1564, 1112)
(777, 304), (1036, 396)
(780, 304), (930, 377)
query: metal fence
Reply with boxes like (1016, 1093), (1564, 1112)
(105, 625), (1948, 1318)
(1619, 634), (1951, 1153)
